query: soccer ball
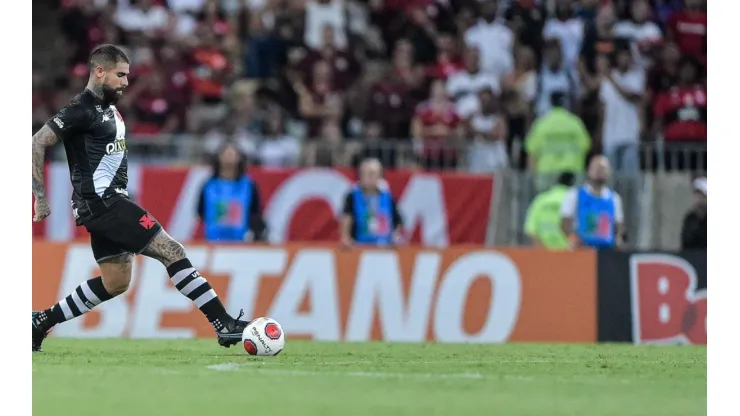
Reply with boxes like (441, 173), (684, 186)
(241, 317), (285, 356)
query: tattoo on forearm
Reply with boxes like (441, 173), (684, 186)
(32, 125), (59, 198)
(140, 230), (187, 267)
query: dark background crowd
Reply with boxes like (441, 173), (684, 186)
(32, 0), (707, 172)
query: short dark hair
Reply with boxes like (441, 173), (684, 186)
(89, 44), (129, 70)
(550, 91), (567, 107)
(557, 171), (576, 187)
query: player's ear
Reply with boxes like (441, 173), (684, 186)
(93, 64), (106, 79)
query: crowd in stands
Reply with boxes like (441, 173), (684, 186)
(32, 0), (707, 173)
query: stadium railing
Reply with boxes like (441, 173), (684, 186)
(52, 134), (706, 174)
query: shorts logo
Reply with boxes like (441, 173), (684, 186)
(139, 214), (156, 230)
(265, 323), (282, 340)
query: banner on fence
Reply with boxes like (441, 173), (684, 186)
(33, 242), (597, 343)
(34, 165), (495, 247)
(597, 250), (707, 345)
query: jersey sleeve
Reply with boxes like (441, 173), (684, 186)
(45, 103), (89, 142)
(342, 192), (354, 216)
(560, 189), (578, 219)
(613, 192), (624, 223)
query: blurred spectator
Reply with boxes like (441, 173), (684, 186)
(561, 155), (625, 249)
(122, 70), (184, 135)
(399, 4), (439, 64)
(304, 0), (348, 50)
(243, 0), (289, 78)
(447, 47), (501, 117)
(652, 0), (684, 26)
(256, 110), (301, 168)
(295, 60), (344, 138)
(310, 119), (346, 167)
(666, 0), (706, 64)
(412, 79), (464, 170)
(526, 92), (592, 185)
(505, 0), (545, 56)
(543, 0), (584, 72)
(59, 0), (105, 65)
(651, 56), (706, 171)
(579, 3), (629, 134)
(340, 158), (403, 247)
(426, 32), (464, 80)
(535, 39), (578, 116)
(466, 88), (510, 173)
(599, 46), (645, 174)
(36, 0), (708, 177)
(352, 120), (399, 169)
(613, 0), (663, 69)
(202, 115), (257, 158)
(188, 27), (233, 127)
(524, 171), (575, 250)
(297, 25), (360, 90)
(502, 45), (537, 167)
(504, 46), (538, 108)
(365, 40), (424, 139)
(197, 143), (267, 242)
(647, 41), (681, 95)
(463, 0), (514, 82)
(114, 0), (169, 34)
(196, 0), (232, 37)
(680, 176), (707, 250)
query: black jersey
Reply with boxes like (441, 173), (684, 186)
(45, 89), (129, 222)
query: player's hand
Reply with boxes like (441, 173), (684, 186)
(33, 197), (51, 222)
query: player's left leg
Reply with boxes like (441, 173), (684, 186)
(33, 231), (134, 352)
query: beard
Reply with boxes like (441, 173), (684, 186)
(102, 84), (124, 104)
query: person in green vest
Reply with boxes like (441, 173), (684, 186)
(525, 92), (591, 190)
(524, 171), (575, 250)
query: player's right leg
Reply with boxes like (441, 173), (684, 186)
(32, 237), (134, 352)
(139, 229), (249, 348)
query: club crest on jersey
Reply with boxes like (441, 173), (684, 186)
(105, 138), (127, 155)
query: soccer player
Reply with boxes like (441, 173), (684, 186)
(31, 45), (249, 352)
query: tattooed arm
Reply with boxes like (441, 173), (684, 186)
(32, 125), (59, 222)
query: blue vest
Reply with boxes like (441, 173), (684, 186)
(203, 176), (253, 241)
(352, 186), (394, 245)
(576, 185), (616, 248)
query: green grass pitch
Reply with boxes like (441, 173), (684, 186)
(32, 339), (706, 416)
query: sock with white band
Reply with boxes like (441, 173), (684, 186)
(166, 258), (230, 328)
(39, 276), (115, 330)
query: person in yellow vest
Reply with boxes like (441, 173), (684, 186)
(525, 92), (591, 190)
(524, 171), (575, 250)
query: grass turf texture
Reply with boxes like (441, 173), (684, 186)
(33, 339), (706, 416)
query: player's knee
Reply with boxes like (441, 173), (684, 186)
(99, 254), (134, 296)
(100, 274), (131, 296)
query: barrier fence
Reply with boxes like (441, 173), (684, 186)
(32, 242), (706, 345)
(47, 135), (707, 173)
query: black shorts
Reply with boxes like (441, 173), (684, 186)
(82, 198), (163, 263)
